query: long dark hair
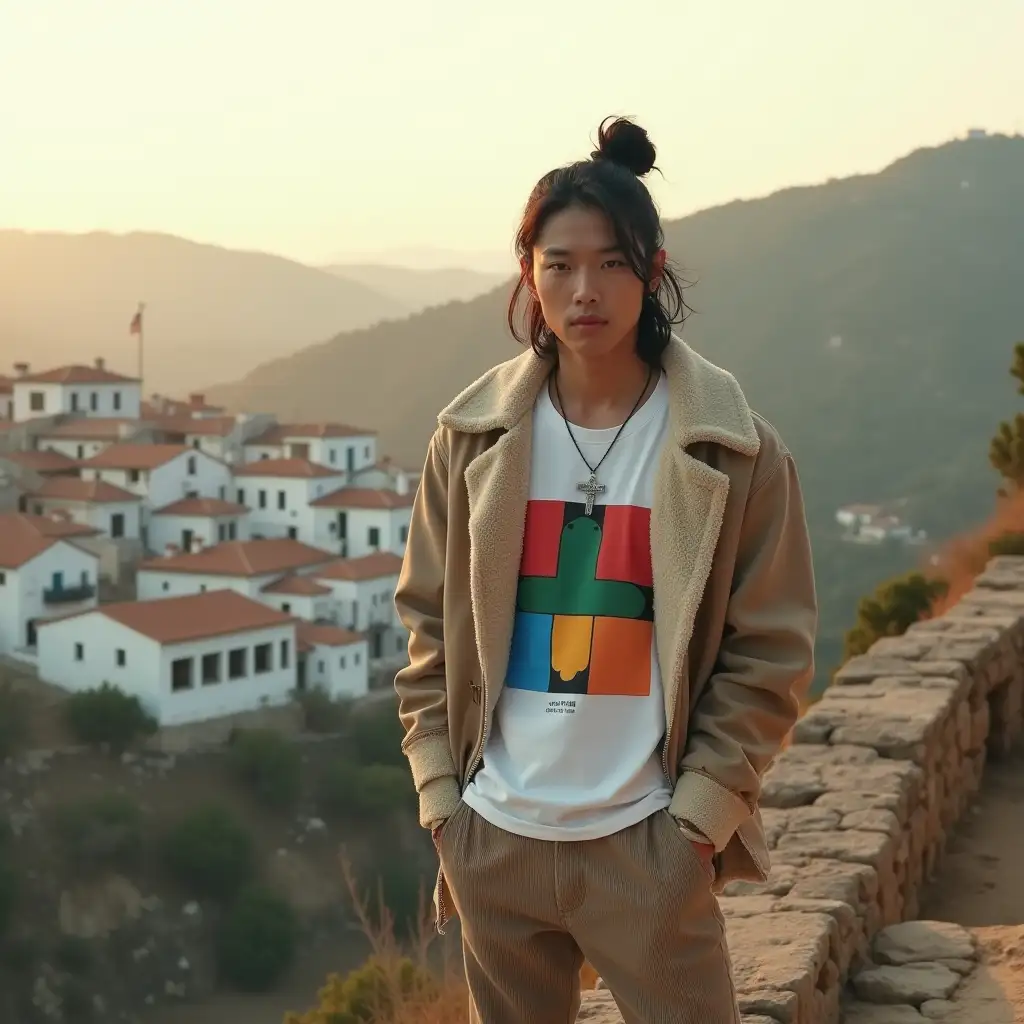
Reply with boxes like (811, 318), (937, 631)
(507, 116), (690, 367)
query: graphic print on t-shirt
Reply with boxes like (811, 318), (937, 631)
(506, 499), (654, 696)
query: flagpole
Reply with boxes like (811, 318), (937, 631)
(137, 302), (145, 386)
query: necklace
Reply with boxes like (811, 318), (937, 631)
(552, 365), (654, 516)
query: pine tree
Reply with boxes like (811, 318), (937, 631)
(989, 342), (1024, 494)
(842, 572), (948, 662)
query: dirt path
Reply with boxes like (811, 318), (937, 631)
(919, 749), (1024, 1021)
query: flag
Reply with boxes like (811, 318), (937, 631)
(129, 309), (142, 335)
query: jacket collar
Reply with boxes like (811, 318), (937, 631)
(437, 334), (761, 457)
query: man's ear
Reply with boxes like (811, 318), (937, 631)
(649, 248), (667, 291)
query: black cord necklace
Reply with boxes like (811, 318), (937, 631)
(552, 365), (654, 516)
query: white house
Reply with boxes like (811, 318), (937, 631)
(309, 487), (412, 557)
(142, 393), (226, 420)
(136, 537), (337, 601)
(10, 360), (142, 422)
(243, 423), (377, 475)
(297, 623), (368, 699)
(351, 456), (420, 496)
(232, 458), (345, 543)
(311, 551), (406, 662)
(0, 513), (100, 656)
(22, 477), (142, 541)
(259, 573), (334, 621)
(31, 418), (151, 461)
(78, 444), (233, 546)
(37, 590), (298, 727)
(149, 497), (251, 554)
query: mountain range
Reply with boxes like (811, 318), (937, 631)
(205, 133), (1024, 687)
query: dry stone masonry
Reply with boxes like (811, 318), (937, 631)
(578, 556), (1024, 1024)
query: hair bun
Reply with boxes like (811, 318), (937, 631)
(591, 117), (657, 178)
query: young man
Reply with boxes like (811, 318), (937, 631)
(394, 119), (817, 1024)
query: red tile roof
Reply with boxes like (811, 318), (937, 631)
(16, 364), (139, 385)
(0, 512), (99, 569)
(297, 622), (364, 649)
(233, 457), (343, 479)
(138, 538), (334, 577)
(261, 574), (332, 596)
(247, 422), (376, 444)
(46, 590), (295, 645)
(152, 497), (248, 517)
(81, 443), (190, 470)
(314, 551), (404, 582)
(5, 450), (81, 474)
(310, 487), (414, 510)
(29, 477), (140, 504)
(0, 375), (13, 395)
(36, 418), (141, 441)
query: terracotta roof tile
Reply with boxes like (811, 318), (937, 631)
(233, 457), (343, 479)
(36, 418), (142, 441)
(16, 364), (138, 385)
(138, 538), (334, 577)
(44, 590), (295, 645)
(152, 497), (249, 517)
(5, 450), (81, 474)
(297, 622), (364, 648)
(261, 574), (332, 596)
(314, 551), (404, 582)
(29, 477), (140, 504)
(81, 443), (190, 470)
(0, 512), (99, 569)
(310, 487), (414, 510)
(246, 422), (376, 445)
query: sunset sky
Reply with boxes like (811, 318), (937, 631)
(1, 0), (1021, 269)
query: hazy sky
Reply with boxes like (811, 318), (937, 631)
(1, 0), (1021, 269)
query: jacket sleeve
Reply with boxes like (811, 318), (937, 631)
(667, 451), (817, 850)
(393, 428), (462, 830)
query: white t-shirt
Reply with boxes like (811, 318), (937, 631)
(463, 373), (673, 840)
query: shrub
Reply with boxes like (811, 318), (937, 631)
(0, 860), (16, 938)
(227, 728), (302, 811)
(989, 531), (1024, 556)
(63, 684), (157, 753)
(317, 762), (413, 821)
(348, 704), (405, 767)
(217, 886), (298, 992)
(0, 682), (31, 762)
(60, 977), (93, 1022)
(295, 688), (353, 734)
(53, 793), (143, 871)
(162, 804), (254, 902)
(54, 935), (93, 974)
(357, 856), (432, 942)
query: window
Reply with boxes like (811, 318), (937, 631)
(116, 649), (126, 667)
(400, 525), (408, 543)
(74, 643), (84, 661)
(187, 455), (197, 475)
(237, 488), (245, 505)
(218, 523), (226, 541)
(258, 489), (267, 509)
(0, 572), (5, 585)
(340, 654), (346, 669)
(110, 513), (124, 538)
(113, 391), (122, 411)
(129, 469), (140, 483)
(281, 603), (291, 613)
(192, 439), (200, 450)
(202, 652), (221, 685)
(364, 445), (370, 458)
(254, 643), (272, 674)
(318, 660), (325, 673)
(70, 393), (79, 412)
(219, 485), (226, 500)
(277, 490), (286, 510)
(368, 526), (380, 549)
(80, 570), (89, 586)
(76, 444), (85, 459)
(171, 657), (193, 691)
(228, 648), (247, 679)
(199, 584), (207, 592)
(354, 651), (361, 665)
(162, 581), (170, 592)
(29, 391), (45, 412)
(287, 527), (297, 540)
(280, 639), (289, 668)
(89, 392), (98, 411)
(329, 449), (336, 463)
(228, 521), (237, 540)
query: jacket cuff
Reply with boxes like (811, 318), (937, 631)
(418, 775), (462, 830)
(668, 769), (751, 852)
(404, 730), (458, 790)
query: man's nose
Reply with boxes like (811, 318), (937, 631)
(573, 268), (599, 305)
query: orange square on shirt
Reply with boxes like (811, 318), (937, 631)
(586, 617), (652, 696)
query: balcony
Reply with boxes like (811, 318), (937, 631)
(43, 582), (97, 605)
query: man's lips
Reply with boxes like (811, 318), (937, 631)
(571, 316), (607, 326)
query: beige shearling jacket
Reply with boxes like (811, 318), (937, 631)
(394, 335), (817, 890)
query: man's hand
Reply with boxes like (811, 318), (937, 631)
(674, 816), (716, 880)
(431, 821), (447, 850)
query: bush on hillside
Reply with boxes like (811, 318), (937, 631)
(0, 681), (31, 762)
(284, 956), (438, 1024)
(0, 860), (16, 938)
(54, 935), (93, 975)
(356, 855), (433, 942)
(317, 761), (413, 821)
(227, 728), (302, 811)
(162, 804), (254, 902)
(348, 704), (405, 768)
(53, 792), (144, 872)
(63, 684), (157, 754)
(295, 687), (353, 734)
(989, 531), (1024, 556)
(217, 886), (298, 992)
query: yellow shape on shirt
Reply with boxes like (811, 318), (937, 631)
(550, 614), (594, 682)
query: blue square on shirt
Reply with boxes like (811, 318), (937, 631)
(506, 612), (552, 691)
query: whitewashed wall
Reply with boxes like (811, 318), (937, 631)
(148, 512), (248, 554)
(13, 381), (141, 421)
(304, 638), (369, 698)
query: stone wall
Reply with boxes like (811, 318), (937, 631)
(579, 556), (1024, 1024)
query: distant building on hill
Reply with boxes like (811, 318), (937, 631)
(836, 502), (928, 546)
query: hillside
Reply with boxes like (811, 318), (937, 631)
(0, 231), (408, 397)
(319, 263), (507, 311)
(208, 133), (1024, 685)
